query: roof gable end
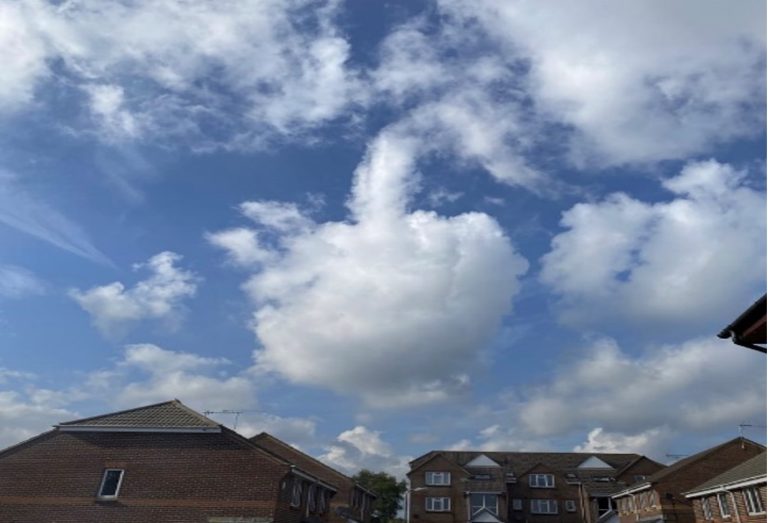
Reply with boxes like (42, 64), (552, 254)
(466, 454), (502, 468)
(578, 456), (614, 469)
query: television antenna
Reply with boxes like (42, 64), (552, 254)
(203, 409), (243, 430)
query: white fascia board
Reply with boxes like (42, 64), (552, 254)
(57, 426), (221, 433)
(684, 476), (767, 498)
(612, 483), (651, 498)
(290, 466), (338, 492)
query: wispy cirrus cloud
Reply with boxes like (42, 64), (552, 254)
(0, 171), (111, 265)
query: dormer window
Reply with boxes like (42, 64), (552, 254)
(97, 469), (124, 499)
(426, 471), (451, 486)
(529, 473), (555, 488)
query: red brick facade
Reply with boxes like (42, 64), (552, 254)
(691, 485), (767, 523)
(252, 432), (377, 523)
(614, 439), (764, 523)
(0, 404), (337, 523)
(407, 451), (664, 523)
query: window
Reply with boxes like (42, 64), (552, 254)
(512, 499), (523, 511)
(529, 474), (555, 488)
(743, 486), (765, 514)
(634, 475), (647, 482)
(470, 493), (498, 516)
(318, 489), (328, 514)
(717, 493), (731, 518)
(425, 471), (451, 486)
(472, 473), (492, 480)
(426, 497), (451, 512)
(702, 498), (713, 520)
(565, 500), (577, 512)
(531, 499), (558, 514)
(291, 480), (303, 508)
(307, 484), (317, 512)
(97, 469), (124, 499)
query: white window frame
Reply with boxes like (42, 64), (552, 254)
(512, 498), (523, 511)
(291, 480), (303, 508)
(565, 500), (577, 512)
(743, 486), (765, 515)
(470, 493), (499, 516)
(531, 499), (558, 514)
(426, 471), (451, 486)
(529, 474), (555, 488)
(702, 497), (713, 520)
(717, 492), (731, 518)
(426, 497), (451, 512)
(97, 469), (124, 499)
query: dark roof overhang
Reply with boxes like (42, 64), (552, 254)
(718, 294), (766, 353)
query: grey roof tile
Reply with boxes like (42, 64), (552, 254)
(57, 400), (219, 429)
(686, 451), (766, 495)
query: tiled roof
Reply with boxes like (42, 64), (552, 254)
(410, 450), (654, 496)
(686, 451), (766, 495)
(57, 400), (220, 430)
(643, 438), (763, 484)
(411, 450), (643, 475)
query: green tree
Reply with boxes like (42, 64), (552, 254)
(352, 469), (407, 523)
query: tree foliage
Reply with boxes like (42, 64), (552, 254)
(352, 469), (407, 523)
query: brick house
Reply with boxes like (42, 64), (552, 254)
(407, 450), (664, 523)
(0, 400), (339, 523)
(251, 432), (377, 523)
(684, 451), (766, 523)
(612, 438), (764, 523)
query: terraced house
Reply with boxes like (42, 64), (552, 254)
(612, 438), (764, 523)
(685, 451), (766, 523)
(407, 450), (664, 523)
(251, 432), (377, 523)
(0, 400), (341, 523)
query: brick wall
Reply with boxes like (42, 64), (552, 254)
(408, 454), (472, 523)
(0, 429), (307, 523)
(691, 484), (767, 523)
(617, 440), (764, 523)
(507, 464), (581, 523)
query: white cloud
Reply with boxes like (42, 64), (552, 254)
(84, 84), (140, 141)
(540, 160), (766, 332)
(440, 0), (765, 165)
(111, 344), (254, 411)
(0, 0), (362, 147)
(573, 427), (672, 458)
(319, 425), (410, 478)
(0, 265), (45, 298)
(71, 251), (199, 335)
(518, 337), (766, 438)
(212, 128), (528, 407)
(235, 413), (317, 446)
(0, 171), (111, 265)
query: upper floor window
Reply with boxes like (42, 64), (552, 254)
(470, 493), (498, 516)
(702, 497), (713, 520)
(307, 484), (317, 513)
(717, 493), (731, 518)
(565, 500), (577, 512)
(512, 499), (523, 511)
(97, 469), (124, 499)
(290, 480), (303, 508)
(426, 497), (451, 512)
(743, 486), (765, 515)
(426, 471), (451, 486)
(531, 499), (558, 514)
(529, 474), (555, 488)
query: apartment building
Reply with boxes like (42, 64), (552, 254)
(251, 432), (377, 523)
(0, 400), (338, 523)
(685, 451), (766, 523)
(613, 438), (764, 523)
(407, 450), (664, 523)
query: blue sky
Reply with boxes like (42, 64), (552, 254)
(0, 0), (765, 476)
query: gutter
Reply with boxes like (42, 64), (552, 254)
(612, 482), (652, 499)
(684, 475), (766, 499)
